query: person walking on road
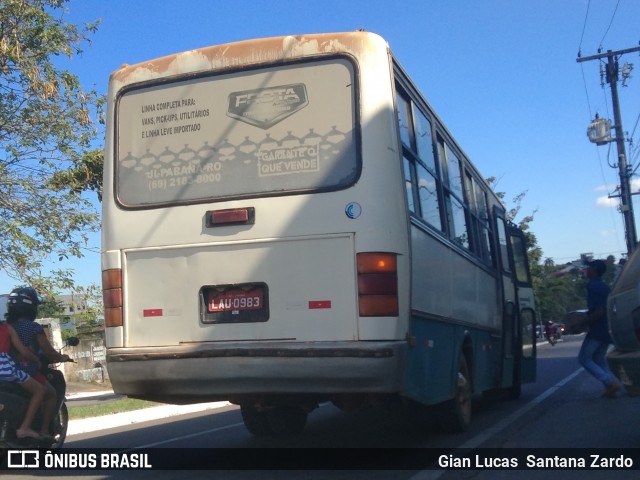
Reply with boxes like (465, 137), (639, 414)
(578, 259), (622, 398)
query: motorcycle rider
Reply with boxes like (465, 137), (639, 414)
(0, 316), (46, 439)
(544, 320), (557, 343)
(7, 287), (70, 440)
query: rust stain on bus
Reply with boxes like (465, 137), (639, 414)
(110, 32), (385, 86)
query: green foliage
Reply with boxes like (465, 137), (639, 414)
(50, 147), (104, 201)
(532, 259), (586, 323)
(0, 0), (103, 294)
(61, 326), (77, 341)
(67, 397), (158, 420)
(38, 295), (64, 318)
(70, 282), (103, 324)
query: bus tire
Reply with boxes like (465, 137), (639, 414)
(266, 406), (308, 435)
(438, 354), (472, 433)
(508, 383), (521, 400)
(240, 405), (273, 436)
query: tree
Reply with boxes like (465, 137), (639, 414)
(532, 258), (586, 323)
(37, 293), (64, 318)
(0, 1), (102, 294)
(69, 282), (103, 326)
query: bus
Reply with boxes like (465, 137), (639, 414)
(102, 31), (536, 434)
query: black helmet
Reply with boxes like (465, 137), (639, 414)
(7, 286), (42, 318)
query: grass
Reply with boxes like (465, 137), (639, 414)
(67, 397), (159, 420)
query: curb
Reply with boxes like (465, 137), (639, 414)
(66, 391), (230, 436)
(67, 390), (116, 400)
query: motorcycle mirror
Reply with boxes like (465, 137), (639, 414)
(66, 337), (80, 347)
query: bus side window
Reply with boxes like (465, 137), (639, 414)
(416, 162), (443, 231)
(397, 94), (413, 148)
(403, 156), (417, 213)
(510, 234), (532, 285)
(497, 218), (511, 273)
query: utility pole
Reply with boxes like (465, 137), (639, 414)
(578, 46), (640, 256)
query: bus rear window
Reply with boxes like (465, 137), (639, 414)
(115, 58), (359, 208)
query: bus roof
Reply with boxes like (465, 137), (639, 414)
(110, 31), (389, 87)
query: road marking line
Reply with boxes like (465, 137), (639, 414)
(131, 422), (246, 449)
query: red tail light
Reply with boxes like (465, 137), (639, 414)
(357, 253), (399, 316)
(102, 268), (123, 327)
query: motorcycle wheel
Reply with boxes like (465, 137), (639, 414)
(50, 403), (69, 450)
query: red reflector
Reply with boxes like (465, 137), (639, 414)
(103, 288), (122, 308)
(208, 208), (254, 226)
(309, 300), (332, 309)
(105, 307), (123, 328)
(143, 309), (163, 317)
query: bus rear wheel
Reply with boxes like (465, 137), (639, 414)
(438, 354), (472, 433)
(240, 405), (273, 436)
(240, 405), (308, 436)
(266, 406), (308, 434)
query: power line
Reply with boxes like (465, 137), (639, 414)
(578, 0), (591, 56)
(599, 0), (621, 48)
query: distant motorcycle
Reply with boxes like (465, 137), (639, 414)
(543, 322), (560, 346)
(0, 337), (78, 449)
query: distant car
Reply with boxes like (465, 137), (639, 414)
(607, 248), (640, 397)
(563, 309), (589, 335)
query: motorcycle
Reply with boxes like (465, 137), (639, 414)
(544, 329), (560, 346)
(0, 337), (78, 449)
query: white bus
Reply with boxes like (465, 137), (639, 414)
(102, 31), (536, 434)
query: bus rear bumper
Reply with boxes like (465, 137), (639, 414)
(106, 341), (407, 404)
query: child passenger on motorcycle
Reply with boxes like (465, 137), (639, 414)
(0, 319), (46, 440)
(7, 287), (70, 440)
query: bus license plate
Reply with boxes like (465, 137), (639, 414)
(208, 288), (264, 313)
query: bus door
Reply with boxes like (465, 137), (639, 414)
(507, 224), (536, 385)
(495, 212), (536, 394)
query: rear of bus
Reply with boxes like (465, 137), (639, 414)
(102, 32), (411, 408)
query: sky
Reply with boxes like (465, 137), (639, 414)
(2, 0), (640, 294)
